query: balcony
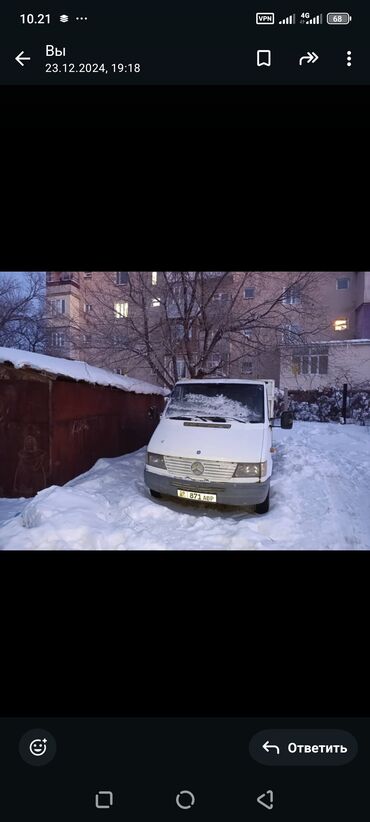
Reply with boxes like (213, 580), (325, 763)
(46, 272), (80, 288)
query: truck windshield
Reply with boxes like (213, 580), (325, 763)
(166, 383), (265, 423)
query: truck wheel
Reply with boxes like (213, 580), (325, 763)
(255, 491), (270, 514)
(150, 489), (162, 499)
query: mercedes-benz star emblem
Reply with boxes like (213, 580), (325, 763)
(191, 461), (204, 475)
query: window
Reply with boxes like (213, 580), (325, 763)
(114, 301), (128, 318)
(213, 293), (231, 301)
(151, 298), (161, 308)
(241, 361), (253, 374)
(84, 272), (92, 277)
(242, 329), (252, 339)
(50, 298), (66, 315)
(334, 318), (348, 331)
(83, 334), (92, 344)
(175, 324), (192, 340)
(207, 353), (229, 376)
(114, 367), (123, 375)
(84, 303), (93, 313)
(292, 347), (328, 376)
(51, 332), (65, 348)
(152, 272), (158, 285)
(176, 359), (186, 378)
(116, 272), (128, 285)
(336, 277), (350, 290)
(283, 323), (301, 343)
(244, 287), (255, 299)
(283, 285), (301, 305)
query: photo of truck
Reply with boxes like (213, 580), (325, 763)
(144, 379), (293, 513)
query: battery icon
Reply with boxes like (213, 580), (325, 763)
(327, 12), (352, 24)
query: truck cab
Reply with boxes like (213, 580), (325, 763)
(144, 378), (292, 513)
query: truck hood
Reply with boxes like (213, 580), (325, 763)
(148, 419), (266, 463)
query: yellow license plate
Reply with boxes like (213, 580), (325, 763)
(177, 489), (217, 503)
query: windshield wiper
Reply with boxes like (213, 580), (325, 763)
(167, 414), (210, 421)
(223, 417), (263, 424)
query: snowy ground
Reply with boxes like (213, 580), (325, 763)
(0, 421), (369, 550)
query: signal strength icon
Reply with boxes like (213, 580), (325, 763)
(279, 13), (296, 24)
(306, 13), (323, 23)
(59, 14), (69, 22)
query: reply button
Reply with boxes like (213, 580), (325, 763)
(249, 729), (358, 766)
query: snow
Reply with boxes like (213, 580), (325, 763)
(0, 347), (168, 396)
(0, 421), (370, 550)
(167, 392), (262, 421)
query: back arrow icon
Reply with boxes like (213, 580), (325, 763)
(299, 51), (319, 65)
(15, 51), (31, 67)
(257, 790), (274, 811)
(263, 740), (280, 754)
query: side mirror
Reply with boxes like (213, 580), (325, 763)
(281, 411), (294, 430)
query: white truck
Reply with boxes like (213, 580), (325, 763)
(144, 378), (293, 513)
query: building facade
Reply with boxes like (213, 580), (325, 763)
(45, 272), (370, 389)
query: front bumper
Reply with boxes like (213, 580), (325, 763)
(144, 468), (270, 507)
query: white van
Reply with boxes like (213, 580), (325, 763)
(144, 379), (293, 514)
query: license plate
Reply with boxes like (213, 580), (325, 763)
(177, 489), (217, 503)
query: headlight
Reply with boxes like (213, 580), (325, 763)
(147, 452), (166, 469)
(234, 462), (267, 478)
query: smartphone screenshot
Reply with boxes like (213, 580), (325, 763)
(0, 4), (366, 125)
(1, 269), (368, 821)
(0, 270), (369, 550)
(0, 4), (363, 84)
(0, 716), (367, 820)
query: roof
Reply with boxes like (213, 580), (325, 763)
(0, 347), (168, 396)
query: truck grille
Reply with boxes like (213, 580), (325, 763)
(164, 456), (237, 481)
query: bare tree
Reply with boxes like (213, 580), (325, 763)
(0, 272), (47, 352)
(68, 271), (330, 387)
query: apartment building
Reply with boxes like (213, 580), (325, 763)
(45, 272), (370, 389)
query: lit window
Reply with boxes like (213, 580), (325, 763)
(116, 272), (128, 285)
(213, 293), (231, 301)
(244, 287), (255, 299)
(151, 298), (160, 308)
(334, 319), (348, 331)
(152, 272), (158, 285)
(84, 303), (93, 313)
(336, 277), (350, 290)
(114, 301), (128, 318)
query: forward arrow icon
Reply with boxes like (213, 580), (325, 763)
(299, 51), (319, 65)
